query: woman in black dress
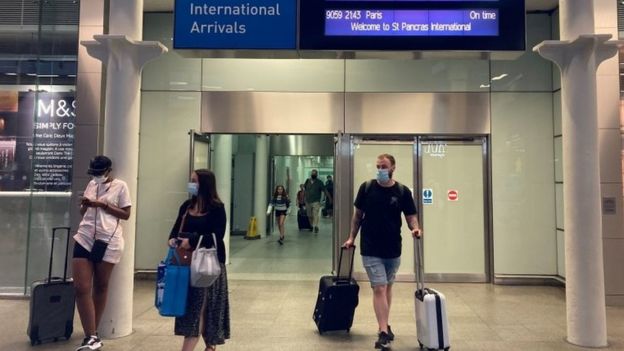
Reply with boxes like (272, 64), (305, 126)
(167, 169), (230, 351)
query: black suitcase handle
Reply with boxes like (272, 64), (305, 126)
(336, 245), (355, 282)
(49, 227), (71, 283)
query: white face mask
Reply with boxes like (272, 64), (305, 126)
(92, 175), (107, 184)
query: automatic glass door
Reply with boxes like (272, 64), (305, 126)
(188, 130), (210, 175)
(419, 138), (489, 282)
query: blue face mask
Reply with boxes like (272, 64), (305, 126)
(187, 182), (198, 196)
(376, 169), (390, 183)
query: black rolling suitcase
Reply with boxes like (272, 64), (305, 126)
(313, 246), (359, 334)
(297, 208), (312, 230)
(27, 227), (75, 346)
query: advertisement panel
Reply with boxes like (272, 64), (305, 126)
(0, 91), (75, 192)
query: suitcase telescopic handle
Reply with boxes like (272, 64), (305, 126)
(336, 245), (356, 281)
(414, 237), (425, 292)
(49, 227), (72, 282)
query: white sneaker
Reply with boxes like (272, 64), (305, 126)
(76, 335), (103, 350)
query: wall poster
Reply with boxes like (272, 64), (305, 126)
(0, 91), (75, 192)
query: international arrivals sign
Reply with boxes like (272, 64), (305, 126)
(174, 0), (297, 49)
(173, 0), (525, 51)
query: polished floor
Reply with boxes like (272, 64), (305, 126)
(2, 213), (624, 350)
(228, 210), (334, 281)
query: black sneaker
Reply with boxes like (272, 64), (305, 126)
(278, 237), (284, 245)
(76, 335), (102, 350)
(387, 325), (395, 341)
(374, 331), (391, 349)
(314, 226), (319, 233)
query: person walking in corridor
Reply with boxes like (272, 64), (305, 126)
(168, 169), (230, 351)
(343, 153), (422, 350)
(72, 156), (132, 351)
(304, 169), (332, 233)
(269, 184), (290, 245)
(324, 175), (334, 217)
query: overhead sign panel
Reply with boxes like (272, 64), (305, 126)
(325, 9), (499, 37)
(173, 0), (297, 50)
(300, 0), (525, 51)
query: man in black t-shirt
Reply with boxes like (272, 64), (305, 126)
(343, 153), (422, 350)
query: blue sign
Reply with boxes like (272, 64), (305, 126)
(423, 189), (433, 205)
(174, 0), (297, 50)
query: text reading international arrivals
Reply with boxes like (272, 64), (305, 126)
(189, 2), (282, 34)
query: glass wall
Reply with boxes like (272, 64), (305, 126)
(0, 0), (79, 294)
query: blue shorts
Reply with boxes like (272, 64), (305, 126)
(362, 256), (401, 287)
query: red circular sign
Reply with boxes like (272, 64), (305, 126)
(447, 190), (458, 201)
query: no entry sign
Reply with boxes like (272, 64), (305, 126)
(447, 190), (459, 201)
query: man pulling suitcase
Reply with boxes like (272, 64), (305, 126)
(343, 153), (422, 350)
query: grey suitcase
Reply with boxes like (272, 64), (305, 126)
(27, 227), (75, 346)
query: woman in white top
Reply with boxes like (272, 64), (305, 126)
(72, 156), (131, 351)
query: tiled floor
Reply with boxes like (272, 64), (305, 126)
(3, 280), (624, 351)
(3, 214), (624, 350)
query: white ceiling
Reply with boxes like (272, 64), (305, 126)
(143, 0), (560, 12)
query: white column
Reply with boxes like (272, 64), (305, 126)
(533, 0), (621, 347)
(213, 135), (232, 264)
(81, 0), (167, 339)
(254, 135), (269, 237)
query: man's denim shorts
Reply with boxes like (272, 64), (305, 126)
(362, 256), (401, 287)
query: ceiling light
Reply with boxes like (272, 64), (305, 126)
(491, 74), (508, 81)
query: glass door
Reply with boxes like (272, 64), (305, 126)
(189, 130), (211, 175)
(419, 138), (489, 282)
(351, 137), (417, 280)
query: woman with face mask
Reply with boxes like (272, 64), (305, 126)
(167, 169), (230, 351)
(72, 155), (132, 351)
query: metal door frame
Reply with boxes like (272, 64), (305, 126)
(418, 136), (491, 283)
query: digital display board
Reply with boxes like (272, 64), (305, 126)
(300, 0), (525, 51)
(325, 9), (499, 36)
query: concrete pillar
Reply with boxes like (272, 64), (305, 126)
(533, 0), (621, 347)
(254, 135), (269, 237)
(81, 0), (166, 339)
(213, 135), (232, 264)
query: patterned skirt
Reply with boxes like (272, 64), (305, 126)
(174, 263), (230, 345)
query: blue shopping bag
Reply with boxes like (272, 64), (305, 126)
(157, 248), (190, 317)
